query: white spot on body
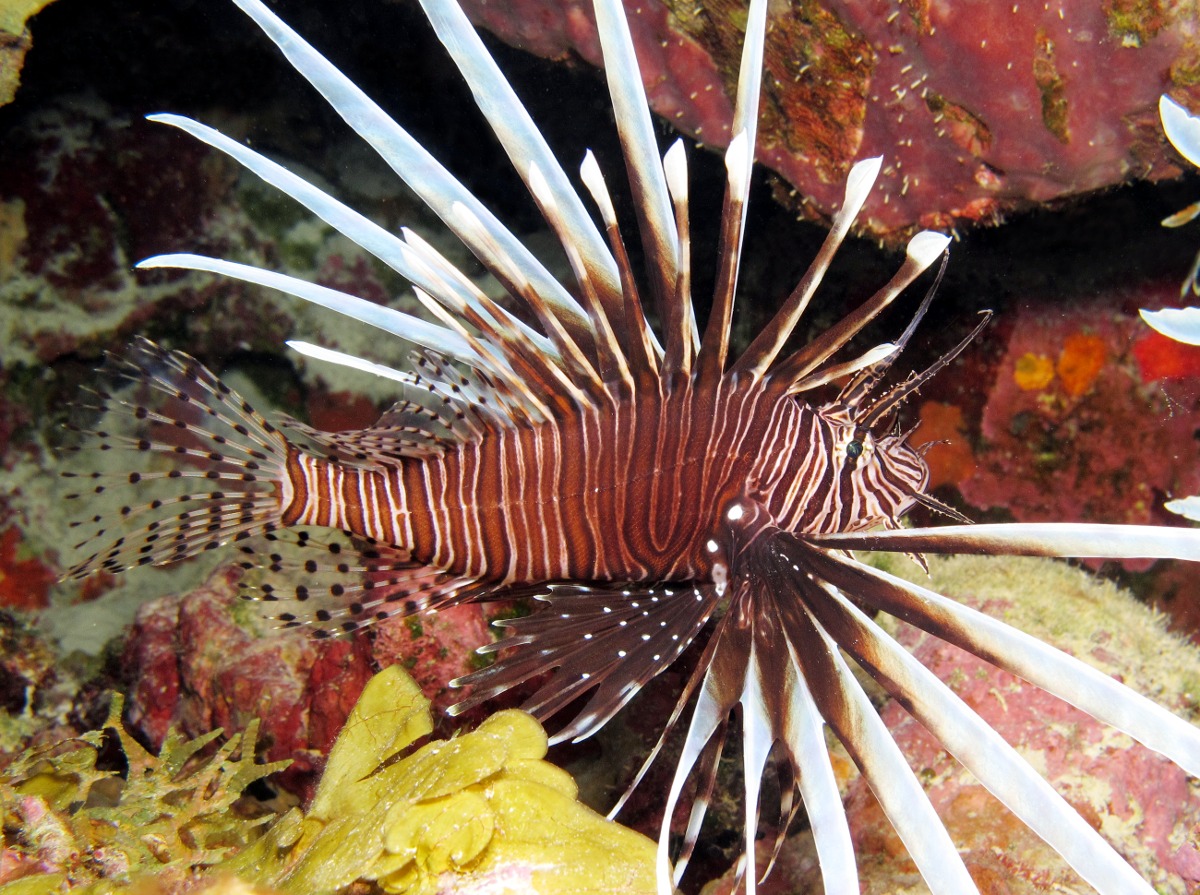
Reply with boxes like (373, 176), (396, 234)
(713, 562), (729, 597)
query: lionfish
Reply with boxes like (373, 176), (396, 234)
(63, 0), (1200, 892)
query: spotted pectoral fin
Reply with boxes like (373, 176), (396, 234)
(236, 529), (481, 637)
(447, 582), (721, 744)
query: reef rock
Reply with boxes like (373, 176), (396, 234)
(121, 562), (495, 800)
(959, 279), (1200, 540)
(460, 0), (1196, 240)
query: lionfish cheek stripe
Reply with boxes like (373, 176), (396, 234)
(61, 0), (1200, 892)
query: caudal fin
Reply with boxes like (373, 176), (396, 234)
(62, 338), (291, 580)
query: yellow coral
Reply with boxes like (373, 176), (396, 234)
(0, 0), (55, 107)
(1, 666), (655, 894)
(0, 695), (288, 894)
(1013, 352), (1055, 391)
(0, 0), (52, 36)
(227, 665), (658, 895)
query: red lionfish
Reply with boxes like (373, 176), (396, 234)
(62, 0), (1200, 892)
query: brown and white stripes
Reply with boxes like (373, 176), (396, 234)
(276, 375), (928, 588)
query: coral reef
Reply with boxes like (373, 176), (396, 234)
(459, 0), (1197, 239)
(0, 666), (658, 895)
(0, 91), (443, 384)
(224, 665), (658, 895)
(0, 524), (55, 611)
(1, 3), (1199, 892)
(119, 562), (496, 801)
(942, 282), (1200, 547)
(0, 693), (289, 892)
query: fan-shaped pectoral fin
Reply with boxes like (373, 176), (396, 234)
(717, 501), (860, 894)
(723, 507), (978, 894)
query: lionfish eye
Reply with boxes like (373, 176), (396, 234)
(846, 439), (864, 460)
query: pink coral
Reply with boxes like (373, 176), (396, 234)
(841, 588), (1200, 893)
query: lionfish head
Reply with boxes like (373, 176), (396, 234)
(805, 405), (930, 534)
(802, 250), (982, 533)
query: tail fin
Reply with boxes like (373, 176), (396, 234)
(62, 338), (291, 580)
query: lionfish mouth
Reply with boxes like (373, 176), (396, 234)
(59, 0), (1200, 893)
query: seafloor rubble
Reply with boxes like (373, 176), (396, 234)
(1, 0), (1200, 892)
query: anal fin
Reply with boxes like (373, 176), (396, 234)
(235, 529), (482, 637)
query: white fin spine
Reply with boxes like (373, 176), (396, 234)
(697, 0), (768, 380)
(1161, 94), (1200, 168)
(774, 227), (948, 384)
(407, 286), (553, 424)
(808, 531), (1200, 778)
(226, 0), (595, 344)
(797, 608), (981, 894)
(285, 341), (411, 385)
(814, 581), (1162, 895)
(416, 0), (621, 303)
(527, 163), (634, 390)
(662, 139), (697, 376)
(732, 155), (885, 378)
(592, 0), (680, 310)
(788, 342), (899, 394)
(1140, 306), (1200, 346)
(139, 253), (477, 367)
(579, 150), (663, 379)
(448, 201), (600, 404)
(398, 227), (559, 361)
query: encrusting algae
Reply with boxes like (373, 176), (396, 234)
(0, 695), (288, 894)
(1, 665), (658, 895)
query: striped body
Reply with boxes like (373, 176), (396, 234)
(281, 376), (928, 585)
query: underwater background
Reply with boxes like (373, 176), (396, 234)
(2, 0), (1200, 891)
